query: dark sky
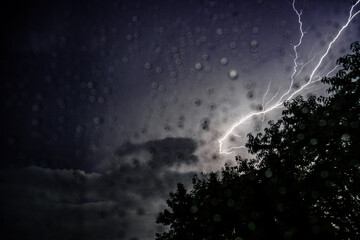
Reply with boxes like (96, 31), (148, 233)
(1, 0), (359, 239)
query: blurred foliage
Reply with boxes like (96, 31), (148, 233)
(155, 42), (360, 240)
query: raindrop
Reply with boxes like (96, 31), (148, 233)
(122, 56), (128, 63)
(144, 62), (152, 70)
(213, 214), (221, 222)
(277, 46), (286, 57)
(220, 57), (228, 66)
(93, 117), (103, 125)
(155, 46), (162, 54)
(341, 134), (350, 141)
(190, 206), (198, 214)
(76, 125), (84, 135)
(250, 40), (258, 48)
(158, 85), (166, 92)
(252, 27), (259, 34)
(241, 65), (249, 73)
(98, 97), (105, 103)
(310, 138), (318, 145)
(280, 20), (287, 28)
(247, 91), (255, 100)
(201, 53), (209, 61)
(140, 128), (147, 134)
(207, 87), (215, 95)
(208, 103), (217, 111)
(132, 16), (138, 22)
(170, 78), (177, 85)
(104, 87), (111, 94)
(32, 104), (41, 112)
(126, 34), (132, 41)
(193, 98), (202, 106)
(164, 124), (171, 131)
(201, 118), (210, 131)
(195, 62), (202, 70)
(169, 71), (177, 78)
(87, 82), (95, 89)
(169, 96), (177, 103)
(151, 82), (159, 89)
(293, 83), (300, 90)
(177, 122), (184, 129)
(155, 67), (162, 73)
(283, 30), (292, 39)
(228, 70), (238, 80)
(158, 27), (164, 34)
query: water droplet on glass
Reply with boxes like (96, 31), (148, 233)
(144, 62), (152, 70)
(252, 27), (259, 34)
(193, 98), (202, 106)
(220, 58), (228, 66)
(195, 62), (202, 70)
(250, 40), (258, 48)
(228, 70), (238, 80)
(151, 82), (159, 89)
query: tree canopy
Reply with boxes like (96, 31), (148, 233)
(155, 42), (360, 240)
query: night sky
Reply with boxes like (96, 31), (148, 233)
(1, 0), (359, 239)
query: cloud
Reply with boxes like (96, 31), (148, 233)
(114, 137), (198, 169)
(0, 137), (199, 240)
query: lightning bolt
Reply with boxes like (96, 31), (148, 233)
(261, 81), (272, 121)
(276, 0), (305, 104)
(260, 1), (305, 122)
(219, 0), (360, 155)
(294, 56), (315, 81)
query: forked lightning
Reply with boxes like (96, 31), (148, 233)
(219, 0), (360, 154)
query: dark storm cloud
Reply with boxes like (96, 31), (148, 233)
(115, 137), (198, 170)
(0, 137), (198, 240)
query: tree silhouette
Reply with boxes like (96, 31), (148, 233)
(155, 42), (360, 240)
